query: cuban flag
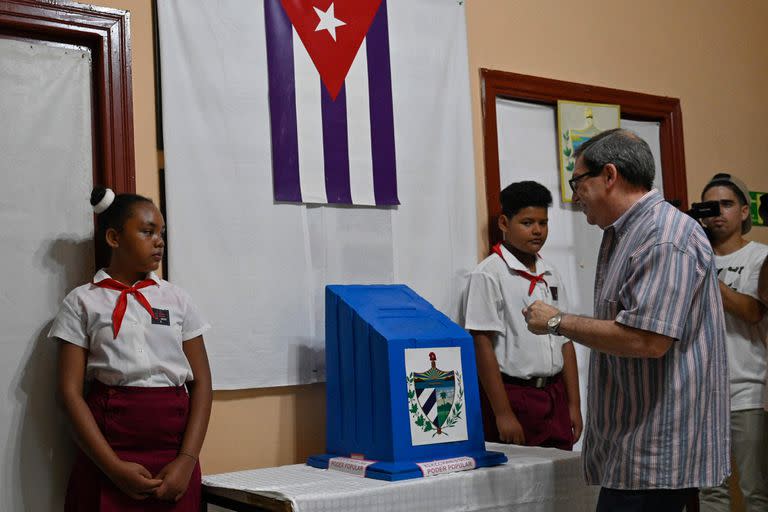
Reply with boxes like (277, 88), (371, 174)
(265, 0), (399, 206)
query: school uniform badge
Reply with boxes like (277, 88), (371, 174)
(405, 347), (468, 445)
(151, 308), (170, 326)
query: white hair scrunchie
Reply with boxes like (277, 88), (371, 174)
(93, 188), (115, 214)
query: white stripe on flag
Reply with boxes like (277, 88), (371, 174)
(292, 29), (326, 204)
(345, 39), (376, 206)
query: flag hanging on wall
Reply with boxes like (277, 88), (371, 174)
(158, 0), (476, 389)
(265, 0), (399, 206)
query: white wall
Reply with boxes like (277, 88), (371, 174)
(0, 36), (94, 510)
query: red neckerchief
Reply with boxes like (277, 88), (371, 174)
(492, 243), (548, 296)
(92, 278), (157, 338)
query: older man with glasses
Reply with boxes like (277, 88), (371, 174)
(523, 128), (730, 512)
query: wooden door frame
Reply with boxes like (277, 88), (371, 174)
(482, 69), (688, 246)
(0, 0), (135, 193)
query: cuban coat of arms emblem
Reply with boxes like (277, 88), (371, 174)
(405, 347), (468, 446)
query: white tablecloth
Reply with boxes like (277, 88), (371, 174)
(203, 443), (599, 512)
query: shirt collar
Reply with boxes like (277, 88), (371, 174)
(496, 243), (552, 275)
(608, 189), (663, 236)
(93, 268), (162, 287)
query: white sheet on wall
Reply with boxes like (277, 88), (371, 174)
(0, 36), (94, 511)
(157, 0), (477, 389)
(495, 98), (664, 450)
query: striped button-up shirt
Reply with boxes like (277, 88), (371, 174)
(583, 190), (730, 489)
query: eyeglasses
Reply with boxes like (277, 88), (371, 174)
(568, 169), (602, 192)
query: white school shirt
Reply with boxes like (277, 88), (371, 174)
(463, 244), (569, 379)
(48, 269), (211, 387)
(714, 241), (768, 411)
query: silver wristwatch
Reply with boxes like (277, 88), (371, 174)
(547, 312), (563, 335)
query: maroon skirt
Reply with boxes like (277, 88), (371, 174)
(65, 381), (201, 512)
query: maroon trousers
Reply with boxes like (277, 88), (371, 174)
(480, 373), (574, 450)
(65, 381), (201, 512)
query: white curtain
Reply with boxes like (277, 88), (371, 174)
(495, 98), (664, 449)
(157, 0), (477, 389)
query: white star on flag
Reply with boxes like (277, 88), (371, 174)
(313, 3), (346, 41)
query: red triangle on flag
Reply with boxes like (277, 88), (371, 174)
(281, 0), (383, 100)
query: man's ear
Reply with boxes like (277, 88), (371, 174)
(105, 228), (120, 249)
(740, 203), (750, 223)
(603, 163), (619, 188)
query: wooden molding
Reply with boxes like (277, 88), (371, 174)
(481, 69), (688, 247)
(0, 0), (136, 194)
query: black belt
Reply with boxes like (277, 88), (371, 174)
(501, 373), (559, 389)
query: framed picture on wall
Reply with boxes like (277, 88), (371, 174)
(557, 100), (620, 203)
(751, 191), (767, 227)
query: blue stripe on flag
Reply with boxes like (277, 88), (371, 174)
(367, 0), (399, 205)
(265, 0), (301, 202)
(321, 84), (353, 203)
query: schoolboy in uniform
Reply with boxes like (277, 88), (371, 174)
(463, 181), (581, 449)
(698, 173), (768, 512)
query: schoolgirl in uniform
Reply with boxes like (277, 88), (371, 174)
(50, 187), (212, 511)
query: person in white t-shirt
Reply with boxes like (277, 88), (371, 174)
(49, 187), (212, 511)
(759, 194), (768, 307)
(758, 195), (768, 413)
(698, 174), (768, 512)
(463, 181), (581, 450)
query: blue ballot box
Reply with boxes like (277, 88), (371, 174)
(307, 285), (507, 480)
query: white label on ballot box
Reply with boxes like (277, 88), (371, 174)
(417, 456), (476, 477)
(328, 457), (377, 477)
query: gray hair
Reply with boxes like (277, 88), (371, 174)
(573, 128), (655, 190)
